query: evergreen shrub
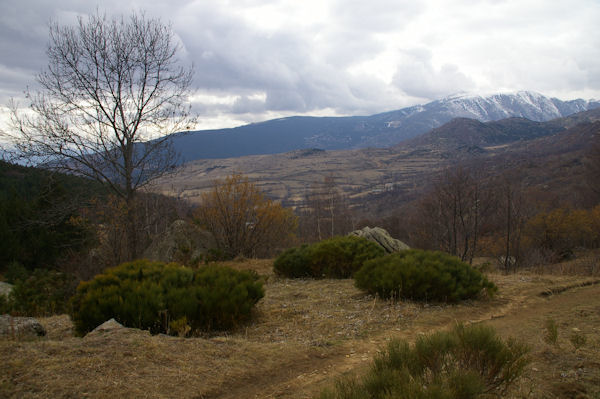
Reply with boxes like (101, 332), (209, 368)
(4, 261), (29, 284)
(3, 268), (77, 316)
(354, 249), (497, 302)
(274, 236), (385, 278)
(273, 245), (312, 278)
(70, 259), (264, 336)
(320, 323), (530, 399)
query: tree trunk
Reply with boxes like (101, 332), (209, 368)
(126, 192), (138, 261)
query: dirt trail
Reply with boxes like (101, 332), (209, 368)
(220, 278), (600, 399)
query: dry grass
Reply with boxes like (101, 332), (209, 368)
(486, 282), (600, 398)
(2, 256), (600, 398)
(1, 324), (320, 398)
(213, 258), (275, 277)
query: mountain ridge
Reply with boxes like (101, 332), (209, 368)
(397, 107), (600, 153)
(170, 91), (600, 161)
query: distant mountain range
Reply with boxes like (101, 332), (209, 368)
(154, 107), (600, 212)
(169, 91), (600, 161)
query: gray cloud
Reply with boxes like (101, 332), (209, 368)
(1, 0), (600, 129)
(392, 48), (475, 100)
(331, 0), (424, 33)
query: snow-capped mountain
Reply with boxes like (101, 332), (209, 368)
(435, 91), (592, 121)
(361, 91), (599, 147)
(170, 91), (600, 161)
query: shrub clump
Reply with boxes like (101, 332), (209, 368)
(274, 236), (385, 278)
(70, 259), (264, 336)
(354, 249), (497, 302)
(320, 323), (530, 399)
(1, 267), (77, 316)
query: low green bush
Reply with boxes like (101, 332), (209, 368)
(274, 236), (385, 278)
(354, 249), (497, 302)
(320, 323), (530, 399)
(2, 268), (77, 316)
(70, 259), (264, 336)
(273, 244), (312, 278)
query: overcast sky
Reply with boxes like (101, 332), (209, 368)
(1, 0), (599, 130)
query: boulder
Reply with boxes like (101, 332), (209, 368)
(0, 315), (46, 339)
(348, 227), (409, 253)
(143, 220), (217, 265)
(87, 318), (124, 335)
(0, 281), (13, 298)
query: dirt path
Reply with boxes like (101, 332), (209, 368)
(220, 277), (600, 399)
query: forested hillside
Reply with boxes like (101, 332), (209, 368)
(0, 161), (103, 270)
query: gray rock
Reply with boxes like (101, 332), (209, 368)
(88, 318), (124, 335)
(0, 315), (46, 339)
(143, 219), (217, 265)
(0, 281), (13, 297)
(349, 227), (409, 253)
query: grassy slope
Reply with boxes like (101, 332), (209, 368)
(1, 257), (599, 398)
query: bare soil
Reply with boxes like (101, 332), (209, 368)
(1, 258), (599, 398)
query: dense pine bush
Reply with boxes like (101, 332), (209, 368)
(273, 244), (312, 278)
(70, 260), (264, 335)
(2, 268), (77, 316)
(274, 236), (385, 278)
(354, 249), (496, 302)
(320, 323), (530, 399)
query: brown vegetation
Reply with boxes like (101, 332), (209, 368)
(194, 173), (298, 258)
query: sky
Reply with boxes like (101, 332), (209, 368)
(1, 0), (600, 130)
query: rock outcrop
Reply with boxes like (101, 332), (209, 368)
(349, 227), (409, 253)
(0, 281), (13, 298)
(0, 315), (46, 339)
(143, 220), (217, 265)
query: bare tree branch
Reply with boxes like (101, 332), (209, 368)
(2, 11), (196, 259)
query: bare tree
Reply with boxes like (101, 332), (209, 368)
(494, 171), (527, 272)
(301, 175), (354, 241)
(2, 11), (195, 259)
(413, 166), (491, 263)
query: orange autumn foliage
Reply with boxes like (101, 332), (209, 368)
(194, 174), (298, 258)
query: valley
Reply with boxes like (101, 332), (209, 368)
(153, 146), (444, 210)
(153, 108), (600, 214)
